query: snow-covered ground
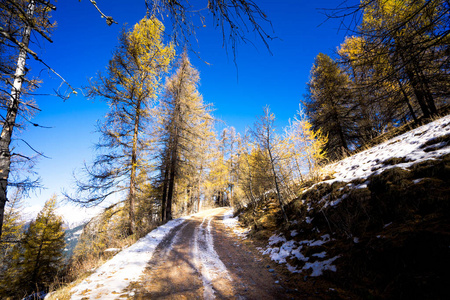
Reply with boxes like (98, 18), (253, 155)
(222, 209), (250, 238)
(222, 209), (341, 277)
(253, 116), (450, 277)
(260, 232), (340, 276)
(324, 115), (450, 183)
(70, 217), (186, 300)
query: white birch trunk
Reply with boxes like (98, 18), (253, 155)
(0, 0), (35, 239)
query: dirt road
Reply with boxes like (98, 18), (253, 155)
(127, 207), (294, 300)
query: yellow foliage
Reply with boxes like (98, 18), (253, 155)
(283, 105), (328, 182)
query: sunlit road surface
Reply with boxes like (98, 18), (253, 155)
(130, 207), (290, 300)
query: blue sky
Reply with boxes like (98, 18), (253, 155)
(18, 0), (352, 208)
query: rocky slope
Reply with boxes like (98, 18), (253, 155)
(239, 115), (450, 299)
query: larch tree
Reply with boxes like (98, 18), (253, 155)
(251, 106), (288, 222)
(208, 127), (240, 207)
(358, 0), (449, 118)
(221, 127), (241, 206)
(158, 52), (213, 221)
(0, 188), (26, 298)
(207, 133), (227, 207)
(327, 0), (449, 120)
(9, 195), (65, 298)
(0, 0), (274, 239)
(337, 36), (391, 141)
(237, 135), (273, 210)
(70, 17), (174, 234)
(305, 53), (356, 160)
(283, 106), (328, 185)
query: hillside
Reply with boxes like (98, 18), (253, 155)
(238, 114), (450, 299)
(44, 115), (450, 300)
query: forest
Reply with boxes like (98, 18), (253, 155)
(0, 0), (449, 299)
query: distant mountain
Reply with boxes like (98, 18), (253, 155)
(22, 204), (104, 260)
(22, 204), (103, 229)
(63, 223), (85, 259)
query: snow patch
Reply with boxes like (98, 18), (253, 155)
(302, 256), (340, 277)
(104, 248), (121, 252)
(383, 222), (393, 228)
(262, 233), (338, 276)
(268, 234), (287, 246)
(322, 115), (450, 184)
(194, 216), (232, 300)
(70, 217), (187, 300)
(222, 209), (249, 238)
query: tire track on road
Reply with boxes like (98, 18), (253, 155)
(193, 215), (234, 299)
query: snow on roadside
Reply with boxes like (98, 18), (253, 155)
(70, 217), (187, 300)
(222, 209), (339, 277)
(222, 208), (250, 238)
(262, 233), (339, 277)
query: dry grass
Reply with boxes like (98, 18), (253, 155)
(47, 204), (160, 299)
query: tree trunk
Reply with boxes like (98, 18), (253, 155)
(166, 126), (178, 221)
(166, 157), (175, 221)
(414, 63), (437, 116)
(161, 165), (169, 222)
(267, 147), (288, 222)
(397, 78), (418, 123)
(31, 223), (47, 285)
(0, 0), (35, 239)
(402, 53), (431, 119)
(128, 100), (142, 234)
(407, 69), (431, 119)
